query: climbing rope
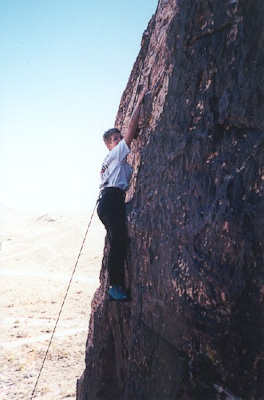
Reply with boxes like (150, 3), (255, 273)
(30, 199), (98, 399)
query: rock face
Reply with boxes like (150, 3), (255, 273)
(77, 0), (264, 399)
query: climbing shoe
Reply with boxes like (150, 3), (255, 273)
(108, 285), (131, 302)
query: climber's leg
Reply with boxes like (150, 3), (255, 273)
(97, 188), (128, 287)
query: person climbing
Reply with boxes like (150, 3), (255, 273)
(97, 89), (148, 301)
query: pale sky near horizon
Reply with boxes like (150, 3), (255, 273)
(0, 0), (158, 214)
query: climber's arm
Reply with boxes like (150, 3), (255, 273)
(124, 90), (147, 148)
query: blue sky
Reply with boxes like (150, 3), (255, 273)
(0, 0), (157, 213)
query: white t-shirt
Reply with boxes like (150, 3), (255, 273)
(100, 139), (132, 191)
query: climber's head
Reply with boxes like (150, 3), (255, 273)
(103, 128), (122, 150)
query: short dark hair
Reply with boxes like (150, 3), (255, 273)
(103, 128), (122, 145)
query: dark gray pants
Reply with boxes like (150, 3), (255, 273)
(97, 187), (127, 286)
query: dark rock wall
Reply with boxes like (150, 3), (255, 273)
(77, 0), (264, 399)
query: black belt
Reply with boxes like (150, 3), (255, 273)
(100, 187), (125, 198)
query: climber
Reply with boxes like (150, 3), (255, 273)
(97, 89), (148, 301)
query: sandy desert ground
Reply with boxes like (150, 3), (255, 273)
(0, 204), (105, 399)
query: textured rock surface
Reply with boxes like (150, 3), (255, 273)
(77, 0), (264, 398)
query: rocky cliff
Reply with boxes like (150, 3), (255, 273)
(77, 0), (264, 398)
